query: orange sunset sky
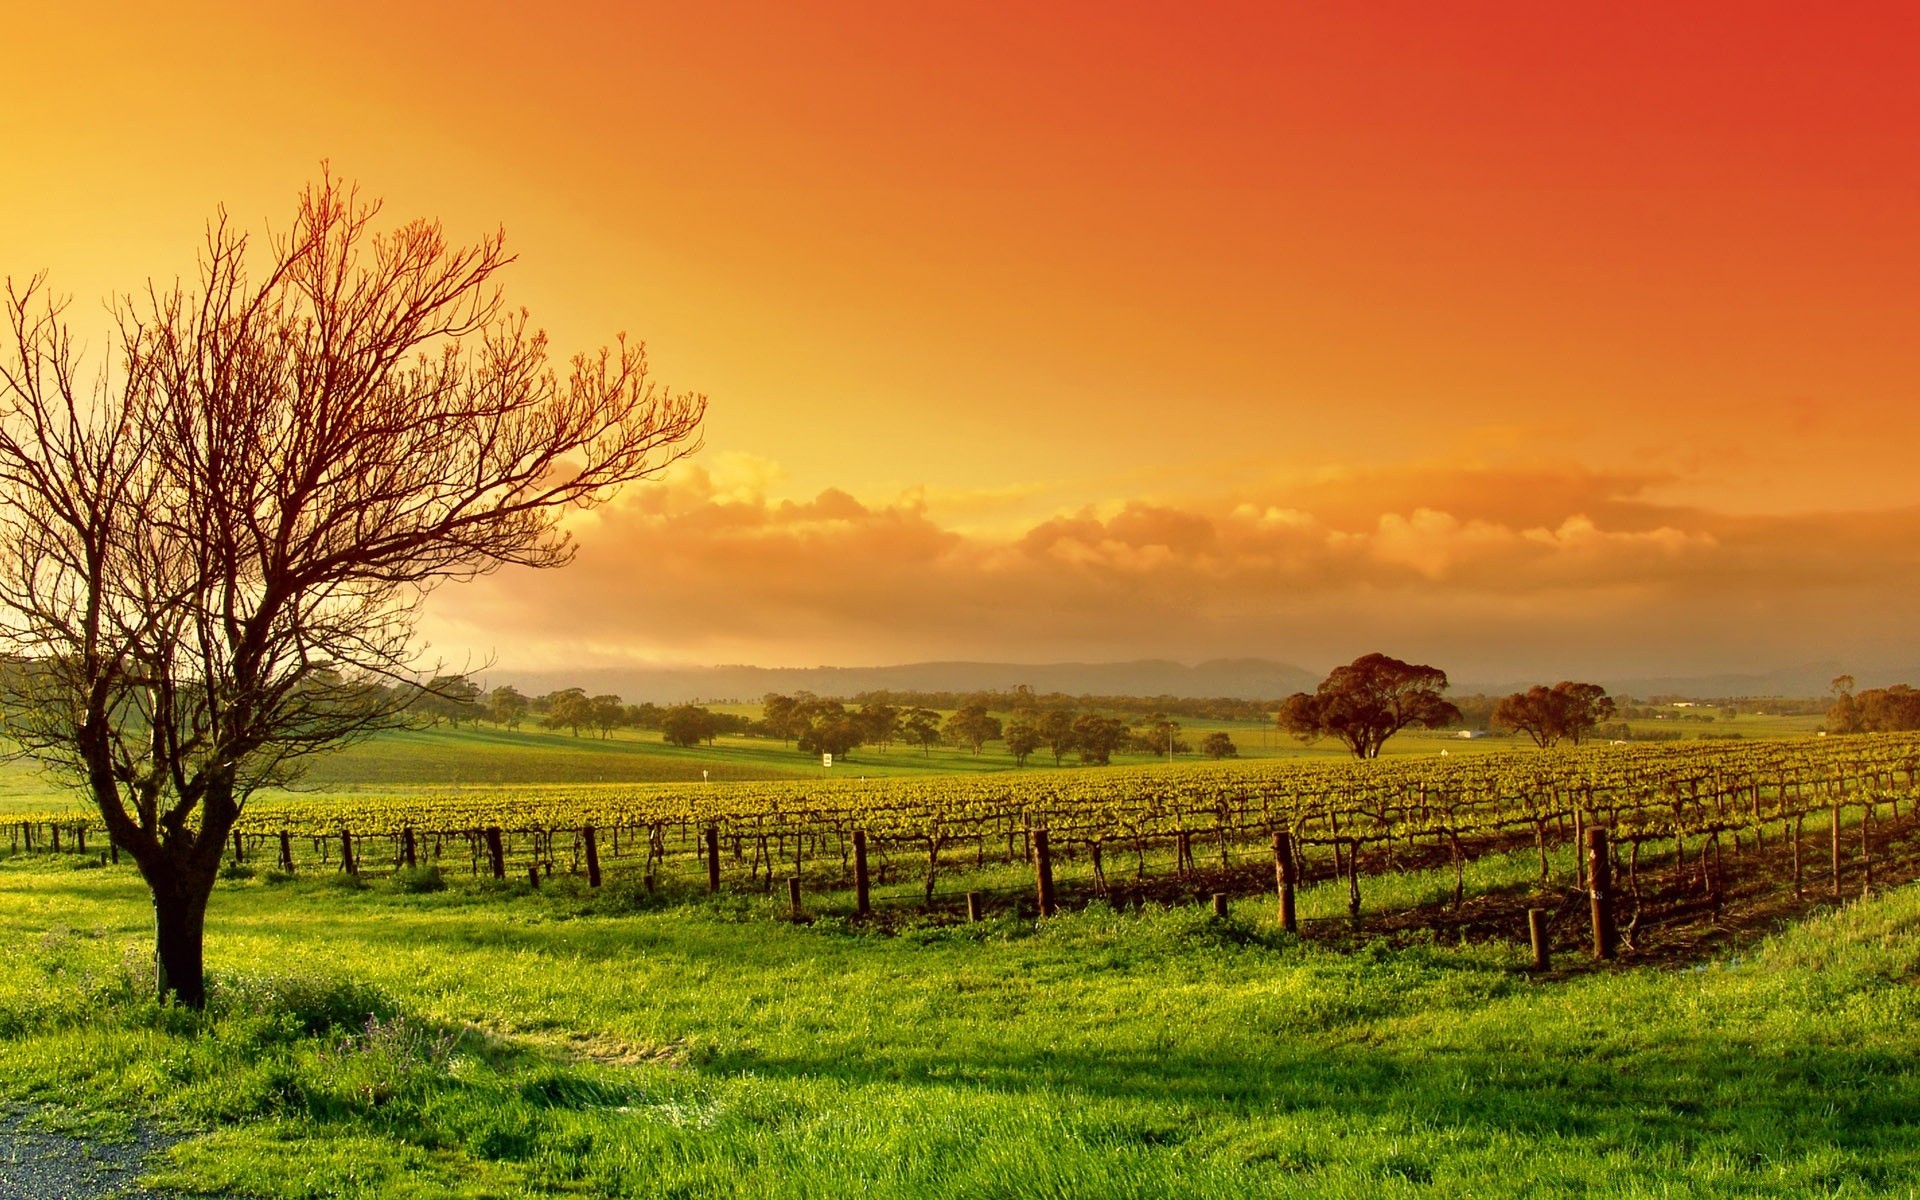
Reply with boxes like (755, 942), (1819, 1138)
(5, 2), (1918, 683)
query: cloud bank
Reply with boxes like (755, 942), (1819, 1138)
(417, 458), (1920, 681)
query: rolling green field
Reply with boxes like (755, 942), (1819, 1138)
(4, 847), (1919, 1198)
(1, 707), (1904, 1199)
(0, 701), (1821, 818)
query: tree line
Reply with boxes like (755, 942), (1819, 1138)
(1826, 676), (1920, 734)
(410, 657), (1643, 764)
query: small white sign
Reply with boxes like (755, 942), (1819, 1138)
(822, 753), (833, 767)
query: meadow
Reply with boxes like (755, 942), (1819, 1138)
(0, 700), (1818, 818)
(4, 708), (1895, 1200)
(4, 843), (1919, 1198)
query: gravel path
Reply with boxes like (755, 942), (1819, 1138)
(0, 1109), (191, 1200)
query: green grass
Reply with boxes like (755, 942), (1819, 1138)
(0, 721), (1519, 817)
(4, 849), (1920, 1197)
(2, 705), (1829, 820)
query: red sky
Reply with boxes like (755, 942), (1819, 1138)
(5, 2), (1918, 680)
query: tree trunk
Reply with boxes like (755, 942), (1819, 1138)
(149, 869), (216, 1008)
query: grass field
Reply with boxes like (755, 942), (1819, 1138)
(3, 848), (1918, 1198)
(1, 702), (1823, 818)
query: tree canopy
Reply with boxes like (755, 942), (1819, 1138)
(1492, 682), (1617, 748)
(1278, 653), (1460, 759)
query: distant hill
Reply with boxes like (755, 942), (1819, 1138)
(489, 658), (1324, 705)
(1458, 662), (1920, 702)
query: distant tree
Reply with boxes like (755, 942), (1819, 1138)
(1201, 731), (1238, 759)
(856, 702), (899, 750)
(1003, 719), (1042, 767)
(542, 688), (593, 737)
(900, 706), (942, 756)
(414, 675), (483, 727)
(944, 703), (1003, 754)
(588, 694), (627, 739)
(1827, 676), (1866, 734)
(1071, 713), (1129, 765)
(1036, 709), (1077, 766)
(1008, 684), (1039, 721)
(1851, 685), (1920, 733)
(486, 686), (530, 730)
(624, 702), (666, 731)
(1493, 682), (1617, 748)
(1278, 653), (1461, 759)
(761, 693), (802, 745)
(660, 704), (717, 748)
(1129, 714), (1188, 758)
(798, 713), (864, 759)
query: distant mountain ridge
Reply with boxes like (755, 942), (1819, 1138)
(488, 658), (1325, 705)
(1458, 663), (1920, 702)
(484, 657), (1912, 707)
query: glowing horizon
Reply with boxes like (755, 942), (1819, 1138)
(5, 2), (1917, 680)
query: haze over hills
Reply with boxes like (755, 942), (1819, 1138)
(483, 658), (1906, 706)
(489, 659), (1324, 705)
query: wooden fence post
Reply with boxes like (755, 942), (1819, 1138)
(528, 865), (540, 888)
(1831, 801), (1843, 898)
(1587, 827), (1616, 960)
(853, 828), (871, 916)
(966, 891), (982, 922)
(341, 828), (357, 876)
(583, 825), (602, 888)
(1861, 802), (1873, 897)
(1273, 831), (1297, 932)
(1033, 828), (1055, 917)
(278, 830), (294, 873)
(402, 827), (417, 871)
(1211, 892), (1229, 919)
(485, 827), (506, 879)
(232, 830), (244, 865)
(705, 825), (721, 893)
(788, 876), (803, 920)
(1528, 908), (1549, 971)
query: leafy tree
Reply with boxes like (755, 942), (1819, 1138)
(1837, 684), (1920, 733)
(415, 675), (482, 727)
(661, 704), (718, 748)
(1036, 709), (1077, 766)
(1493, 682), (1617, 748)
(943, 703), (1002, 754)
(1129, 714), (1189, 758)
(856, 702), (898, 750)
(1201, 731), (1238, 759)
(0, 175), (704, 1005)
(485, 686), (530, 730)
(624, 702), (665, 731)
(900, 706), (942, 756)
(761, 693), (801, 745)
(1003, 719), (1042, 767)
(798, 713), (864, 759)
(1827, 676), (1866, 734)
(1278, 653), (1461, 759)
(542, 689), (594, 737)
(588, 694), (627, 739)
(1071, 713), (1128, 765)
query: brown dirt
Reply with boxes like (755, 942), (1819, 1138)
(848, 806), (1920, 973)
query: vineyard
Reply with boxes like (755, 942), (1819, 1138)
(13, 734), (1920, 951)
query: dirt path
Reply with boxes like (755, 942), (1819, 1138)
(0, 1108), (205, 1200)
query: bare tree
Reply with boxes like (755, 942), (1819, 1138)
(0, 176), (705, 1006)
